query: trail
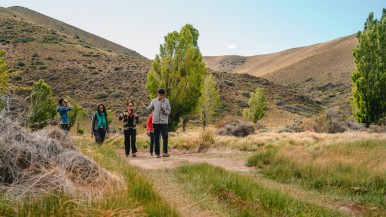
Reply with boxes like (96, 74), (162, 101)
(121, 149), (362, 217)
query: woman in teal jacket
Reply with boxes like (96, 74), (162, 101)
(91, 104), (109, 144)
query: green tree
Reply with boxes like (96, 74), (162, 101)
(243, 88), (267, 123)
(199, 74), (221, 130)
(0, 50), (8, 109)
(28, 80), (56, 130)
(146, 24), (206, 131)
(67, 98), (88, 133)
(0, 50), (7, 94)
(351, 9), (386, 127)
(107, 109), (114, 126)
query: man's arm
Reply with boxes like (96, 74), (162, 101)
(143, 100), (154, 112)
(165, 99), (171, 115)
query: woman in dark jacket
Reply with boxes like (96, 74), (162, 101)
(119, 100), (139, 157)
(91, 104), (109, 144)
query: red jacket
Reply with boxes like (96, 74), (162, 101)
(146, 114), (154, 132)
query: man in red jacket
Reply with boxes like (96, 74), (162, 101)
(146, 114), (155, 156)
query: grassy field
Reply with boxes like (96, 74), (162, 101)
(1, 130), (385, 217)
(246, 139), (386, 216)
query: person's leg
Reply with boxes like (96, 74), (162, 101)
(161, 124), (169, 155)
(99, 128), (106, 144)
(153, 124), (161, 157)
(124, 130), (131, 156)
(150, 132), (155, 156)
(61, 124), (69, 132)
(131, 129), (137, 156)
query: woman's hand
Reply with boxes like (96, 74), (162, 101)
(90, 133), (93, 139)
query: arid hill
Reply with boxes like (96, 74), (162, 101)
(0, 6), (321, 128)
(204, 35), (358, 112)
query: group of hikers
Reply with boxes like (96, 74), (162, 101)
(56, 89), (171, 158)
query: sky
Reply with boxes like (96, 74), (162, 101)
(1, 0), (385, 59)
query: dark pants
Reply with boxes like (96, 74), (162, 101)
(94, 128), (106, 144)
(149, 132), (155, 154)
(153, 124), (168, 156)
(60, 124), (69, 132)
(124, 128), (137, 156)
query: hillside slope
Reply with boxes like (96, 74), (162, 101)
(204, 35), (357, 111)
(1, 6), (143, 57)
(0, 6), (321, 128)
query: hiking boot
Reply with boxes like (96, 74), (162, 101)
(163, 153), (170, 157)
(132, 153), (137, 157)
(150, 153), (153, 157)
(156, 155), (161, 158)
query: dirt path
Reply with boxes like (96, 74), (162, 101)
(120, 149), (253, 172)
(120, 148), (360, 217)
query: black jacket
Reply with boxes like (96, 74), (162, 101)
(119, 113), (139, 130)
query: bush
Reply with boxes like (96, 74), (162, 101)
(77, 127), (84, 135)
(0, 114), (122, 198)
(112, 90), (124, 98)
(95, 92), (108, 99)
(224, 80), (235, 86)
(235, 99), (248, 108)
(17, 61), (25, 67)
(215, 116), (240, 128)
(302, 108), (346, 133)
(195, 130), (215, 153)
(217, 120), (255, 137)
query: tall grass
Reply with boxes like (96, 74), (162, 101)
(247, 140), (386, 216)
(0, 135), (179, 217)
(77, 136), (180, 217)
(172, 163), (342, 217)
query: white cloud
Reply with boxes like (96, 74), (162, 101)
(227, 44), (237, 49)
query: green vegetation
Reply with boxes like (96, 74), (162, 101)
(80, 137), (179, 217)
(199, 74), (221, 130)
(243, 87), (267, 123)
(0, 50), (7, 95)
(146, 24), (206, 131)
(67, 99), (88, 133)
(173, 163), (341, 216)
(28, 80), (56, 130)
(247, 140), (386, 215)
(0, 50), (7, 109)
(352, 9), (386, 126)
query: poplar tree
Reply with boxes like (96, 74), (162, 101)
(351, 9), (386, 126)
(146, 24), (206, 131)
(199, 74), (221, 130)
(243, 88), (267, 123)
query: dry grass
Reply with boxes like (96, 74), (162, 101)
(0, 113), (123, 199)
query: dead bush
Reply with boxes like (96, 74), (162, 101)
(0, 113), (123, 199)
(195, 130), (215, 153)
(217, 120), (255, 137)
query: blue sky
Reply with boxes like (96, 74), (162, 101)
(1, 0), (385, 59)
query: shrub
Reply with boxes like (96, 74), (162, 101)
(217, 120), (255, 137)
(112, 90), (124, 98)
(215, 116), (240, 128)
(195, 130), (215, 153)
(302, 108), (347, 133)
(0, 114), (122, 198)
(235, 99), (248, 108)
(17, 61), (25, 67)
(95, 92), (108, 99)
(224, 80), (235, 86)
